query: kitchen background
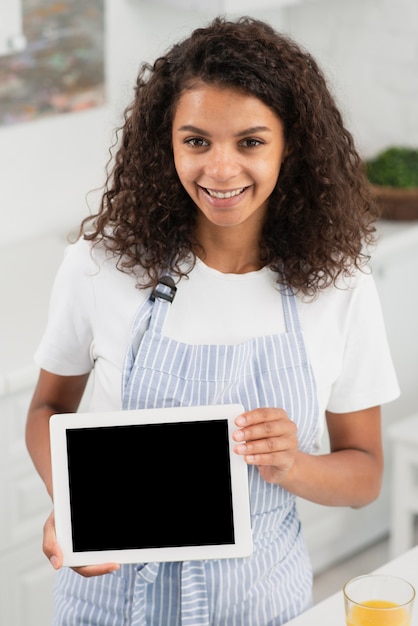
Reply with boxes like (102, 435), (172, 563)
(0, 0), (417, 625)
(1, 0), (417, 247)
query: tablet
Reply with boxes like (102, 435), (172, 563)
(50, 404), (253, 566)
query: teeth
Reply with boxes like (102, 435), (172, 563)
(206, 187), (245, 199)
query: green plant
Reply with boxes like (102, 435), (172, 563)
(366, 147), (418, 188)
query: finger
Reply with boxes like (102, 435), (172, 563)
(239, 449), (294, 467)
(233, 413), (296, 445)
(234, 432), (298, 462)
(235, 433), (292, 455)
(43, 510), (63, 570)
(72, 563), (120, 578)
(237, 445), (297, 471)
(235, 407), (286, 428)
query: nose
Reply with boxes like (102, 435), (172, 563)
(204, 144), (240, 181)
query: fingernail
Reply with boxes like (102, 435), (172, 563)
(234, 429), (245, 441)
(111, 564), (120, 572)
(236, 416), (246, 426)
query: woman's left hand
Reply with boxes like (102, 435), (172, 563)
(232, 408), (298, 484)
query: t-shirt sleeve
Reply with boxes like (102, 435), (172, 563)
(34, 239), (96, 376)
(326, 270), (400, 413)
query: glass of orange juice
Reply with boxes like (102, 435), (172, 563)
(343, 574), (415, 626)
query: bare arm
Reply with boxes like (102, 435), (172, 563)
(233, 405), (383, 508)
(25, 369), (90, 497)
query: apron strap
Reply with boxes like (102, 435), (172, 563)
(147, 297), (171, 336)
(121, 276), (176, 402)
(148, 275), (176, 335)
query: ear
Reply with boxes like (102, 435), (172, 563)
(283, 144), (292, 161)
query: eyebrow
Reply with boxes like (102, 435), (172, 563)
(176, 125), (272, 137)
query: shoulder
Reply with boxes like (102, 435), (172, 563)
(57, 237), (103, 281)
(296, 266), (386, 351)
(61, 237), (117, 271)
(49, 238), (150, 320)
(297, 266), (379, 313)
(59, 237), (147, 287)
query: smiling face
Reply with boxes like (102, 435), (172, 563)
(172, 83), (288, 237)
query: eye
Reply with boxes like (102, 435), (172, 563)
(184, 137), (209, 148)
(240, 138), (264, 148)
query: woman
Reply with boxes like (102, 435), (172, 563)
(26, 16), (399, 626)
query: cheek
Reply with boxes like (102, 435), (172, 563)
(255, 157), (282, 188)
(174, 161), (198, 198)
(173, 150), (192, 179)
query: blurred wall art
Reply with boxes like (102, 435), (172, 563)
(0, 0), (105, 126)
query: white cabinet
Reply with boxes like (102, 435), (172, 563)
(0, 235), (66, 626)
(298, 221), (418, 574)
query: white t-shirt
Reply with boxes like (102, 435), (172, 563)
(35, 238), (399, 443)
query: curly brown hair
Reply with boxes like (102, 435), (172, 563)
(81, 16), (378, 295)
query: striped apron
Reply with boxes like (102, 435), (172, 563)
(52, 277), (319, 626)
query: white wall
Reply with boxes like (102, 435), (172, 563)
(286, 0), (418, 157)
(0, 0), (417, 248)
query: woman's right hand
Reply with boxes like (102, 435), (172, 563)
(43, 510), (120, 578)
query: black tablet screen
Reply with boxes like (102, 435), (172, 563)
(66, 419), (235, 552)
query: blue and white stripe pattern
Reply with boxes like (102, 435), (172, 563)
(52, 283), (319, 625)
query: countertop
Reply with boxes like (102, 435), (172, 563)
(286, 545), (418, 625)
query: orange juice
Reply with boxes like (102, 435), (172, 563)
(346, 599), (410, 626)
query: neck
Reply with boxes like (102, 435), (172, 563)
(194, 226), (264, 274)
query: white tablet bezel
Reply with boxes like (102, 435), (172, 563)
(50, 404), (253, 567)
